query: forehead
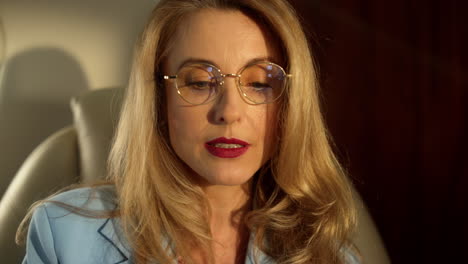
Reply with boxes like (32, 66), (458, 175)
(166, 8), (281, 72)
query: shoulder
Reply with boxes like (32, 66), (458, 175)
(45, 185), (117, 211)
(36, 185), (118, 233)
(24, 185), (130, 264)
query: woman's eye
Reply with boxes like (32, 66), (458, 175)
(248, 82), (272, 92)
(187, 81), (211, 90)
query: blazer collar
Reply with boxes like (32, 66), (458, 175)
(98, 218), (131, 264)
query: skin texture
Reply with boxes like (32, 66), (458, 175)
(164, 9), (282, 263)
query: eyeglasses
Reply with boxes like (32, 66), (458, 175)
(162, 61), (291, 105)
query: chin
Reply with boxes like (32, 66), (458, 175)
(210, 177), (251, 186)
(200, 170), (257, 186)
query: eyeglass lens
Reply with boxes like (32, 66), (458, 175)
(175, 63), (286, 105)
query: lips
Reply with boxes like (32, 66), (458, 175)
(205, 137), (250, 158)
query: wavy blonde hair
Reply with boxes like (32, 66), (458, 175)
(109, 0), (357, 263)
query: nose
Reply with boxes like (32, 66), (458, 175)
(212, 77), (244, 124)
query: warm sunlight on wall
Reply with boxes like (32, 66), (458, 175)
(0, 19), (4, 65)
(0, 0), (158, 91)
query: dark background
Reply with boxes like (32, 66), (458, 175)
(290, 0), (467, 263)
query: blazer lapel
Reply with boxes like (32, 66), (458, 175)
(97, 218), (131, 264)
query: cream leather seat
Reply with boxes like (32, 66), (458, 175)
(0, 87), (390, 263)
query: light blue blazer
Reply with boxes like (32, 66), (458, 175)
(23, 187), (361, 264)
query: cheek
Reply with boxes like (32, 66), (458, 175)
(166, 98), (209, 162)
(254, 105), (280, 159)
(168, 108), (198, 149)
(167, 95), (189, 154)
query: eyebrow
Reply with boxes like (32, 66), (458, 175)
(175, 56), (280, 72)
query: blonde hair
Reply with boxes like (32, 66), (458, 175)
(18, 1), (357, 263)
(108, 0), (357, 263)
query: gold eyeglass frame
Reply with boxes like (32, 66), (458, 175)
(162, 60), (291, 105)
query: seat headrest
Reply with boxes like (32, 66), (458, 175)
(70, 87), (124, 182)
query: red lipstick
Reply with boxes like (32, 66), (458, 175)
(205, 137), (250, 158)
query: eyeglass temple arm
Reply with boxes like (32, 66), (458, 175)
(163, 75), (177, 80)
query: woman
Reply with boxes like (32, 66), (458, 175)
(19, 0), (360, 263)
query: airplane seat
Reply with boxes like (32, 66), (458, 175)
(0, 87), (123, 263)
(0, 0), (156, 199)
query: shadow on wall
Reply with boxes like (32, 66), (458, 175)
(0, 47), (88, 198)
